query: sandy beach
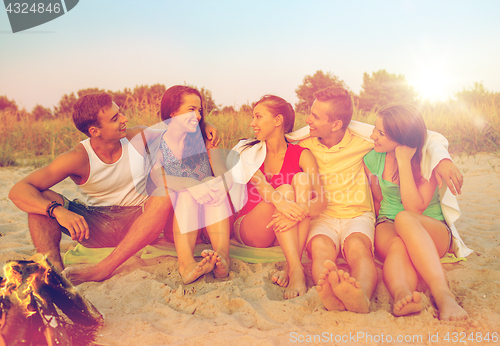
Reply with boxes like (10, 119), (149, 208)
(1, 153), (499, 346)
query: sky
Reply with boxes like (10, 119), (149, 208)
(1, 0), (500, 112)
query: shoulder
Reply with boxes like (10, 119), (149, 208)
(21, 143), (89, 188)
(126, 126), (148, 140)
(298, 137), (315, 149)
(288, 143), (306, 154)
(363, 149), (382, 172)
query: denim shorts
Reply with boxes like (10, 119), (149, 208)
(60, 196), (143, 248)
(375, 215), (453, 252)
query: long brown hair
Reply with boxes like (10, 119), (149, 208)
(243, 95), (295, 150)
(377, 103), (427, 184)
(160, 85), (207, 168)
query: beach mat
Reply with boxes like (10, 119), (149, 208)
(63, 238), (307, 265)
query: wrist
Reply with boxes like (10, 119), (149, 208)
(46, 201), (62, 219)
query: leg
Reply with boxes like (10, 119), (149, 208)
(273, 179), (311, 299)
(204, 198), (232, 279)
(375, 222), (422, 316)
(28, 190), (65, 271)
(394, 211), (468, 321)
(308, 234), (345, 311)
(332, 231), (376, 313)
(63, 194), (173, 285)
(173, 191), (218, 284)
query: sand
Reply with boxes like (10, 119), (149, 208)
(1, 153), (500, 346)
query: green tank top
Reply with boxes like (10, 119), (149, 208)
(363, 150), (444, 221)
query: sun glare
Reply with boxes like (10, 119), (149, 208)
(411, 66), (450, 102)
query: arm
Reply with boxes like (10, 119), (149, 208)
(297, 149), (327, 218)
(396, 146), (438, 214)
(424, 131), (463, 195)
(363, 161), (382, 217)
(250, 170), (307, 221)
(267, 149), (326, 232)
(8, 147), (90, 241)
(202, 122), (220, 148)
(434, 159), (463, 195)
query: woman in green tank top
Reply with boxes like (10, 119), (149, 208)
(363, 104), (468, 321)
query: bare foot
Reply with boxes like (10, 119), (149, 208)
(62, 263), (112, 286)
(272, 263), (289, 288)
(393, 291), (422, 316)
(329, 267), (370, 313)
(434, 290), (468, 321)
(213, 251), (230, 278)
(315, 260), (346, 311)
(284, 265), (307, 300)
(179, 250), (218, 284)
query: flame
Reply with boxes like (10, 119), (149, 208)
(1, 257), (52, 318)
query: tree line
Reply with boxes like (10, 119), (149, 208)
(1, 70), (499, 120)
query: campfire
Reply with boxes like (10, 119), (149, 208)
(0, 254), (103, 346)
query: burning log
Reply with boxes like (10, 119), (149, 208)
(0, 255), (103, 346)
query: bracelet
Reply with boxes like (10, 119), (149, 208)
(46, 201), (62, 219)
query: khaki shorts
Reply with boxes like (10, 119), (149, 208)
(306, 211), (375, 259)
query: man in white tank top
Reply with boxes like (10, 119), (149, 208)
(8, 93), (219, 285)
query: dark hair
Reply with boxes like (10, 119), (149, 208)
(72, 93), (112, 137)
(243, 95), (295, 150)
(313, 86), (353, 129)
(160, 85), (207, 168)
(377, 103), (427, 184)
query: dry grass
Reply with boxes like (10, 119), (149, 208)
(0, 96), (498, 167)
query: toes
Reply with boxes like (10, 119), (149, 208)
(323, 260), (337, 272)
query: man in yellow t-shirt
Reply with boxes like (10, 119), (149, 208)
(294, 86), (462, 313)
(298, 86), (377, 313)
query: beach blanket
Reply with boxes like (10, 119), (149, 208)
(64, 239), (311, 265)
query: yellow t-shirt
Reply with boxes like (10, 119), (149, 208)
(299, 130), (374, 219)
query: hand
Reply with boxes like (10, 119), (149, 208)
(267, 212), (298, 233)
(53, 207), (89, 242)
(203, 177), (228, 206)
(274, 198), (307, 221)
(395, 145), (417, 163)
(204, 122), (221, 148)
(434, 158), (463, 195)
(187, 181), (216, 205)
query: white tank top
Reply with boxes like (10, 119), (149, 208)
(77, 138), (148, 206)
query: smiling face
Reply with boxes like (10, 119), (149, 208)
(170, 93), (202, 133)
(371, 116), (399, 153)
(306, 100), (338, 140)
(250, 103), (281, 141)
(93, 101), (128, 140)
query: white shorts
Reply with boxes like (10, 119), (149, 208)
(306, 211), (375, 259)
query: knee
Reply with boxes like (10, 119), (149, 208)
(275, 184), (295, 201)
(385, 236), (407, 254)
(309, 235), (336, 260)
(146, 194), (175, 216)
(394, 211), (420, 236)
(394, 210), (418, 225)
(344, 233), (372, 259)
(28, 212), (51, 224)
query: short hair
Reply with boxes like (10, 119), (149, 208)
(72, 93), (112, 137)
(313, 86), (353, 129)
